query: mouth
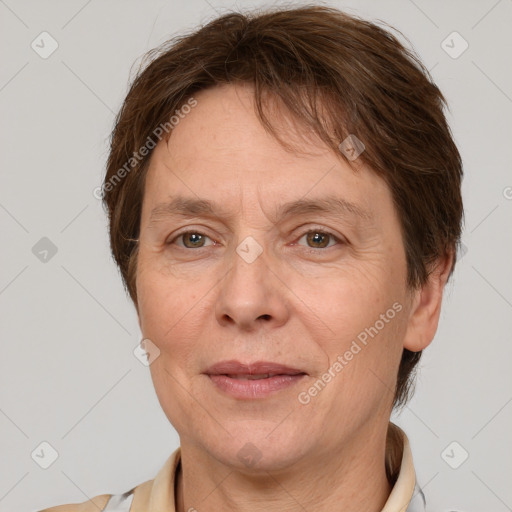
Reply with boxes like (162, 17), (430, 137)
(221, 373), (304, 380)
(204, 360), (308, 399)
(204, 359), (307, 377)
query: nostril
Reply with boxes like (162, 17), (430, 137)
(258, 314), (271, 321)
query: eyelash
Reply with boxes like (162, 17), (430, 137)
(293, 228), (342, 251)
(168, 228), (344, 251)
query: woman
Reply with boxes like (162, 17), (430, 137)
(41, 5), (462, 511)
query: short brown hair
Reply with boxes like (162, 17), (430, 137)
(102, 5), (463, 408)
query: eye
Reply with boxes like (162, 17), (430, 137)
(170, 231), (215, 249)
(297, 230), (341, 249)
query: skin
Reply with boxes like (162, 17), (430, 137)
(135, 83), (452, 512)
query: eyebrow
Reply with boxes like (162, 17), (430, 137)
(277, 196), (372, 222)
(148, 194), (373, 227)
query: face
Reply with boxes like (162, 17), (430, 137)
(136, 83), (419, 471)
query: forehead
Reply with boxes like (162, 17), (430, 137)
(167, 84), (336, 167)
(141, 84), (395, 227)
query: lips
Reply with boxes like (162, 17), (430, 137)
(205, 360), (307, 399)
(226, 373), (283, 380)
(204, 360), (307, 378)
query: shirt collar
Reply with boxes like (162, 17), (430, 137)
(382, 424), (426, 512)
(138, 424), (425, 512)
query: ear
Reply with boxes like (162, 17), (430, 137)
(403, 251), (454, 352)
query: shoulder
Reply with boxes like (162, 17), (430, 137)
(37, 473), (158, 511)
(37, 449), (180, 512)
(38, 493), (112, 512)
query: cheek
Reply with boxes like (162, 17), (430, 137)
(136, 255), (212, 352)
(292, 263), (392, 336)
(313, 300), (407, 425)
(292, 256), (407, 375)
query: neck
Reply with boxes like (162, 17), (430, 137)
(175, 423), (394, 512)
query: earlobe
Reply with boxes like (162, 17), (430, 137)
(402, 251), (454, 352)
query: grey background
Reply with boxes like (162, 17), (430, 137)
(1, 0), (511, 510)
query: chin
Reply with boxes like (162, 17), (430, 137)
(206, 423), (311, 472)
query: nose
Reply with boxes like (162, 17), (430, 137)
(215, 243), (289, 332)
